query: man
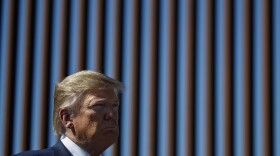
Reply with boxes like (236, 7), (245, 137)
(15, 70), (124, 156)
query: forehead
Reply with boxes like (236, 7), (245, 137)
(85, 88), (119, 102)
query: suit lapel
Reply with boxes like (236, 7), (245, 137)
(52, 140), (72, 156)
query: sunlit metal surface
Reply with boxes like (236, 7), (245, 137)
(0, 0), (279, 156)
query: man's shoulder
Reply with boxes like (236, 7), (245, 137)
(13, 140), (71, 156)
(13, 147), (55, 156)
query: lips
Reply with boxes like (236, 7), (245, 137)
(103, 126), (117, 130)
(102, 126), (119, 135)
(102, 122), (118, 131)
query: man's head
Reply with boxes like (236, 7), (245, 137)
(53, 70), (123, 154)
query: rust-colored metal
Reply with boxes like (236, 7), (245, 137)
(3, 0), (17, 155)
(95, 1), (105, 72)
(38, 0), (52, 148)
(21, 0), (33, 151)
(112, 0), (123, 82)
(1, 0), (277, 155)
(262, 0), (272, 155)
(129, 1), (141, 155)
(146, 0), (158, 155)
(206, 0), (214, 155)
(60, 0), (70, 78)
(78, 0), (87, 70)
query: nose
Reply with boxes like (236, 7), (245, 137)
(104, 112), (113, 120)
(104, 105), (119, 121)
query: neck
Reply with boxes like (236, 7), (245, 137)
(81, 144), (107, 156)
(64, 131), (110, 156)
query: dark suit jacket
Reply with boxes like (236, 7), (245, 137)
(14, 140), (72, 156)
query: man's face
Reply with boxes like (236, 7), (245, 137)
(72, 88), (119, 147)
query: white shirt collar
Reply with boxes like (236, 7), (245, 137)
(60, 135), (91, 156)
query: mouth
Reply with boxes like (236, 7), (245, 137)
(102, 126), (119, 132)
(103, 126), (117, 130)
(102, 126), (119, 135)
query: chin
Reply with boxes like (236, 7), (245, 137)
(102, 127), (119, 133)
(102, 128), (119, 137)
(103, 129), (119, 140)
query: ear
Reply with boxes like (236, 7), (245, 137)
(59, 108), (74, 128)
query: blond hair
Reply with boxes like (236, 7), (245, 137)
(53, 70), (123, 137)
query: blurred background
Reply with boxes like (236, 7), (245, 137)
(0, 0), (280, 156)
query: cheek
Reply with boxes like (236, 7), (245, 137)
(76, 114), (99, 138)
(75, 112), (99, 130)
(88, 111), (106, 129)
(89, 111), (105, 122)
(115, 111), (119, 121)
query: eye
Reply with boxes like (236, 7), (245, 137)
(112, 103), (119, 107)
(90, 103), (105, 110)
(112, 103), (119, 111)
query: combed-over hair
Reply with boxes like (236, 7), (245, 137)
(53, 70), (124, 137)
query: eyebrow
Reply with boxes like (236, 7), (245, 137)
(88, 99), (119, 105)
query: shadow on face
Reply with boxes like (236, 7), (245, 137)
(71, 87), (120, 147)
